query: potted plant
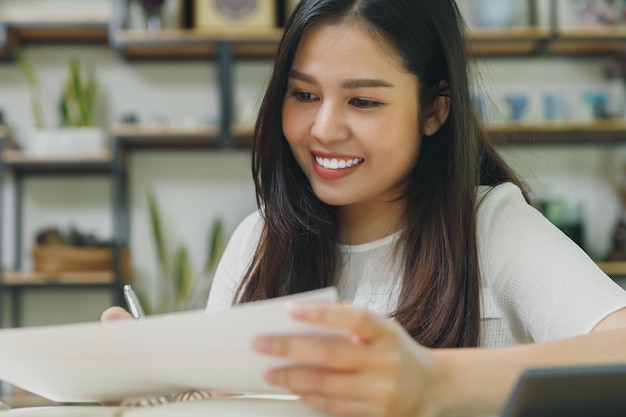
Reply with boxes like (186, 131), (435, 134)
(15, 52), (106, 156)
(134, 192), (226, 314)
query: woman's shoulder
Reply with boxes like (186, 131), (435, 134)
(475, 182), (542, 240)
(477, 182), (526, 207)
(230, 210), (264, 246)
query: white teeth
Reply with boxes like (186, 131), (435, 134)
(315, 156), (363, 170)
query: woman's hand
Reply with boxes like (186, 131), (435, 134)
(100, 306), (134, 322)
(252, 302), (447, 417)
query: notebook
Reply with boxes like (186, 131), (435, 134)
(500, 363), (626, 417)
(0, 396), (332, 417)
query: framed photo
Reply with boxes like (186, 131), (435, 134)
(195, 0), (277, 29)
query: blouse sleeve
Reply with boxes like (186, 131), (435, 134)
(477, 183), (626, 343)
(206, 211), (263, 312)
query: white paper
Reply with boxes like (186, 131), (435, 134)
(0, 288), (341, 403)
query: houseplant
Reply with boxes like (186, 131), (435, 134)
(16, 52), (106, 156)
(138, 192), (226, 314)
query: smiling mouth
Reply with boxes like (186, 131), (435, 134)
(315, 156), (364, 170)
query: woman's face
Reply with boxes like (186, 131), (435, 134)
(282, 21), (421, 219)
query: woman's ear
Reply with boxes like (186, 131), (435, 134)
(423, 82), (451, 136)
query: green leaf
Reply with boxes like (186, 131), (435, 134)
(174, 246), (192, 306)
(14, 50), (39, 88)
(147, 192), (168, 275)
(13, 49), (44, 128)
(205, 219), (226, 273)
(59, 96), (70, 127)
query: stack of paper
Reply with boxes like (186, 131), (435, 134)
(0, 288), (341, 416)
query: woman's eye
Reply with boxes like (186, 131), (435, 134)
(291, 91), (318, 102)
(350, 98), (382, 108)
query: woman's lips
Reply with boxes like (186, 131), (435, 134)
(311, 153), (364, 180)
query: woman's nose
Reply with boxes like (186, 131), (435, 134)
(310, 101), (349, 143)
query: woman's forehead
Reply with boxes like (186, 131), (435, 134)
(294, 20), (408, 73)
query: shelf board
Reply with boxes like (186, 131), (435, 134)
(0, 271), (116, 286)
(486, 119), (626, 144)
(466, 27), (553, 56)
(0, 11), (110, 43)
(2, 150), (113, 173)
(112, 124), (223, 148)
(230, 123), (254, 148)
(114, 28), (281, 59)
(550, 26), (626, 55)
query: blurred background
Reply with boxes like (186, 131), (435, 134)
(0, 0), (625, 354)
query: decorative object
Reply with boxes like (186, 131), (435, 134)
(24, 127), (107, 156)
(576, 0), (626, 26)
(138, 0), (167, 30)
(194, 0), (276, 29)
(33, 226), (130, 277)
(15, 57), (106, 156)
(539, 199), (585, 250)
(505, 94), (529, 122)
(473, 0), (518, 28)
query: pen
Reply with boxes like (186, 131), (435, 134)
(123, 284), (145, 319)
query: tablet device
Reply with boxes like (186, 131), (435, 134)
(500, 363), (626, 417)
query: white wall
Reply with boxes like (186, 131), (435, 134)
(1, 0), (626, 327)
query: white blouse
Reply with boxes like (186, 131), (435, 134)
(207, 183), (626, 348)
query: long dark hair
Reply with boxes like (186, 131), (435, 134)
(235, 0), (524, 348)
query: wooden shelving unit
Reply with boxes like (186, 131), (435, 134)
(1, 150), (113, 173)
(467, 27), (553, 56)
(1, 271), (116, 286)
(486, 119), (626, 144)
(0, 11), (110, 44)
(112, 28), (281, 59)
(550, 25), (626, 55)
(111, 124), (223, 148)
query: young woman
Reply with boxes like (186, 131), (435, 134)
(208, 0), (626, 416)
(104, 0), (626, 416)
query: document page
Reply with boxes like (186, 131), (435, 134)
(0, 288), (341, 403)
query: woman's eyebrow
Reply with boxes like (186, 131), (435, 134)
(288, 69), (394, 89)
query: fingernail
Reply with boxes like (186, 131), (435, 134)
(253, 336), (273, 353)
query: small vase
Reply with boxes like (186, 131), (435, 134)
(139, 0), (166, 31)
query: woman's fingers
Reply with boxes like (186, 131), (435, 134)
(253, 334), (372, 370)
(266, 367), (388, 402)
(100, 306), (134, 322)
(286, 301), (393, 342)
(265, 368), (398, 417)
